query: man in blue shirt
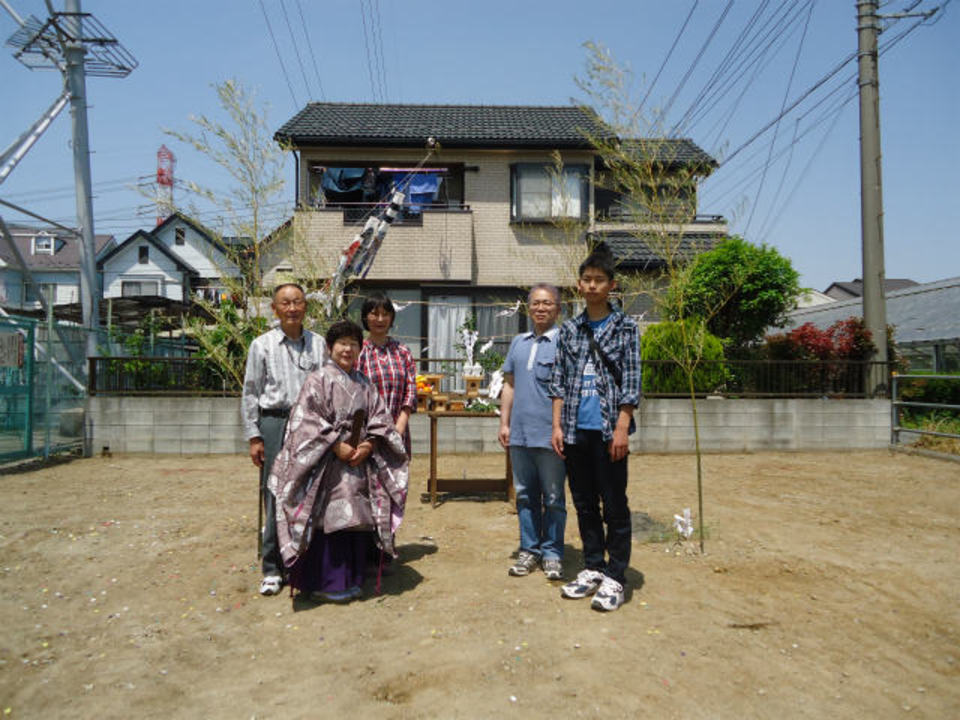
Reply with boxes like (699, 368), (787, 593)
(498, 284), (567, 580)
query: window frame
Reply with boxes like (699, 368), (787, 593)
(510, 163), (589, 223)
(32, 233), (54, 255)
(138, 246), (149, 264)
(121, 280), (159, 297)
(174, 227), (185, 245)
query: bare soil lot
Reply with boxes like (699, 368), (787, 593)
(1, 450), (958, 719)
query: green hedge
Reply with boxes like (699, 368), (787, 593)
(641, 320), (728, 394)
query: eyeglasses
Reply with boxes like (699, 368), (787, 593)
(276, 299), (306, 309)
(529, 301), (556, 309)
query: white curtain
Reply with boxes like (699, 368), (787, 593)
(427, 295), (469, 393)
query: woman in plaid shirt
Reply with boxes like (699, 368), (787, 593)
(356, 292), (418, 457)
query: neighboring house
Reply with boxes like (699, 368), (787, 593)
(823, 277), (918, 301)
(795, 289), (836, 308)
(98, 212), (242, 304)
(272, 102), (727, 359)
(0, 224), (114, 311)
(784, 277), (960, 372)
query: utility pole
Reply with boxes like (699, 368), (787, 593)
(62, 0), (99, 360)
(856, 0), (888, 389)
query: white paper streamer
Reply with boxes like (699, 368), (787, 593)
(673, 508), (694, 539)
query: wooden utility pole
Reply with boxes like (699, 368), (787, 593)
(856, 0), (888, 385)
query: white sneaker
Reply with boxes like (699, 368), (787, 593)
(590, 575), (625, 611)
(560, 569), (605, 599)
(259, 575), (283, 596)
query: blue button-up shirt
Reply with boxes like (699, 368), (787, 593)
(548, 307), (641, 444)
(501, 327), (558, 449)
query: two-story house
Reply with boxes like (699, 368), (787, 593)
(0, 223), (114, 312)
(272, 103), (727, 360)
(97, 212), (243, 304)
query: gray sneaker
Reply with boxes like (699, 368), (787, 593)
(542, 557), (563, 580)
(508, 550), (540, 576)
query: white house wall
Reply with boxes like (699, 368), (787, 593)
(101, 242), (184, 300)
(154, 222), (239, 280)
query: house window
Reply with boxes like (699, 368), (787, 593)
(175, 227), (185, 245)
(121, 281), (159, 297)
(511, 164), (588, 222)
(138, 246), (149, 263)
(32, 233), (54, 255)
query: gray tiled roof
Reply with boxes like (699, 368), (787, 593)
(274, 103), (614, 149)
(619, 138), (717, 169)
(599, 230), (724, 270)
(823, 278), (918, 298)
(0, 224), (114, 271)
(786, 277), (960, 344)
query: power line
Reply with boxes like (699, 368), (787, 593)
(744, 0), (816, 236)
(359, 0), (380, 102)
(370, 0), (389, 102)
(660, 0), (733, 130)
(279, 0), (313, 100)
(296, 0), (325, 101)
(636, 0), (699, 122)
(680, 0), (808, 140)
(257, 0), (299, 110)
(670, 0), (772, 136)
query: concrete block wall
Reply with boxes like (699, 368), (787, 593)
(88, 396), (249, 455)
(87, 396), (890, 456)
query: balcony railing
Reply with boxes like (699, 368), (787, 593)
(298, 200), (470, 225)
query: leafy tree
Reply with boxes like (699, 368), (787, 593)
(667, 235), (800, 348)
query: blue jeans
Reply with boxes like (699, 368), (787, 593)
(509, 446), (567, 560)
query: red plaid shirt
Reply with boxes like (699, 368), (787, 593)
(357, 338), (417, 451)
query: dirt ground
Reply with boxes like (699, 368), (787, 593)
(0, 449), (958, 719)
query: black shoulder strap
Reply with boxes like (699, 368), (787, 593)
(583, 321), (622, 386)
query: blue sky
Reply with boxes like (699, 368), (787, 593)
(1, 0), (957, 292)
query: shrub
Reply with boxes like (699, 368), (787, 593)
(641, 320), (727, 394)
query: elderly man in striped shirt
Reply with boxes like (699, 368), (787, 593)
(241, 283), (327, 596)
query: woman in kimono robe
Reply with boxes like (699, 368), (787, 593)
(268, 320), (409, 602)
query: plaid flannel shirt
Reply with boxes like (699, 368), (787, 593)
(356, 337), (418, 422)
(548, 307), (641, 444)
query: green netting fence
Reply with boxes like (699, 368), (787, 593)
(0, 315), (89, 463)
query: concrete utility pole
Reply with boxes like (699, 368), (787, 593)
(63, 0), (100, 360)
(856, 0), (888, 385)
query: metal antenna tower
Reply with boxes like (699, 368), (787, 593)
(1, 0), (137, 364)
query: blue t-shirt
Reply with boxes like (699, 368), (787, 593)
(576, 315), (611, 431)
(501, 328), (558, 449)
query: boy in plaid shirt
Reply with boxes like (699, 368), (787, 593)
(549, 244), (641, 611)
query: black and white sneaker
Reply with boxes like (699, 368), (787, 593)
(508, 550), (540, 576)
(590, 575), (625, 612)
(560, 569), (605, 598)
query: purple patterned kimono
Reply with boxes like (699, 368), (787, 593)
(268, 360), (409, 569)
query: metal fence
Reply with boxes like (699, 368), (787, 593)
(0, 314), (89, 463)
(891, 373), (960, 447)
(86, 354), (890, 399)
(88, 356), (241, 396)
(643, 359), (889, 398)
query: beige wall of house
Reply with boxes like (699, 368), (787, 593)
(284, 147), (596, 290)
